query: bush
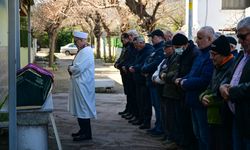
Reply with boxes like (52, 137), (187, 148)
(56, 28), (73, 52)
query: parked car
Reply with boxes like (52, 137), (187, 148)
(60, 43), (78, 55)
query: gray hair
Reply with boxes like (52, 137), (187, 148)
(164, 30), (173, 36)
(237, 17), (250, 31)
(200, 26), (215, 40)
(127, 29), (139, 37)
(133, 36), (145, 43)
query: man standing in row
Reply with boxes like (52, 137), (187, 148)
(220, 16), (250, 150)
(142, 29), (165, 136)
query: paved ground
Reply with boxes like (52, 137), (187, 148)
(1, 53), (166, 150)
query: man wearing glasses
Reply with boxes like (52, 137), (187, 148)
(220, 17), (250, 150)
(68, 31), (96, 141)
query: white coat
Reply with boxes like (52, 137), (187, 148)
(68, 46), (97, 119)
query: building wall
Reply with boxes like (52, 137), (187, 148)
(0, 0), (8, 103)
(191, 0), (245, 33)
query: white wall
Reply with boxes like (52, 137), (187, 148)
(246, 7), (250, 17)
(190, 0), (245, 34)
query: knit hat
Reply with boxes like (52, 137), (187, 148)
(147, 29), (164, 38)
(172, 33), (188, 46)
(211, 35), (230, 56)
(226, 36), (237, 46)
(164, 40), (172, 48)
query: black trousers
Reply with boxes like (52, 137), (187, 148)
(135, 83), (152, 125)
(126, 74), (137, 116)
(77, 118), (92, 138)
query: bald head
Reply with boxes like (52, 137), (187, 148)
(196, 26), (215, 49)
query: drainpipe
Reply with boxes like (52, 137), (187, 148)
(8, 0), (18, 149)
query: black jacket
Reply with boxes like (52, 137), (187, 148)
(224, 51), (250, 138)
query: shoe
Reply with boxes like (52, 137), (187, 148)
(118, 110), (127, 115)
(71, 131), (80, 137)
(146, 128), (156, 134)
(162, 139), (174, 145)
(132, 120), (143, 125)
(139, 124), (150, 129)
(121, 113), (130, 118)
(128, 117), (137, 123)
(73, 134), (92, 141)
(125, 114), (134, 120)
(164, 142), (178, 150)
(150, 130), (164, 137)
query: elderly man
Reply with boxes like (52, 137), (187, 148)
(68, 31), (96, 141)
(129, 36), (154, 129)
(178, 26), (215, 150)
(220, 17), (250, 150)
(200, 35), (234, 150)
(120, 29), (139, 121)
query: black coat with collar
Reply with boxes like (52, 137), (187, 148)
(225, 51), (250, 138)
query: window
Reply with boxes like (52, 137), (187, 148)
(222, 0), (250, 9)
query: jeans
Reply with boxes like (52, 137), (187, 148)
(191, 108), (209, 150)
(149, 85), (162, 132)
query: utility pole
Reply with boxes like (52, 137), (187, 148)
(188, 0), (193, 39)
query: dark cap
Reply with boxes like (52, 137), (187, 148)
(211, 35), (231, 56)
(172, 33), (188, 46)
(164, 40), (172, 48)
(226, 36), (237, 46)
(147, 29), (164, 38)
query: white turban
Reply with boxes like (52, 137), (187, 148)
(73, 31), (88, 39)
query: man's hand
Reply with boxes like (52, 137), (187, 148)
(68, 65), (72, 76)
(201, 95), (210, 106)
(219, 84), (230, 101)
(175, 78), (182, 86)
(160, 73), (166, 80)
(129, 66), (135, 73)
(122, 66), (127, 73)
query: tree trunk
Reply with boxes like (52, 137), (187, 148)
(107, 35), (112, 62)
(96, 36), (101, 58)
(48, 31), (57, 67)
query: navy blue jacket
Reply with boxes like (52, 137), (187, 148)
(132, 43), (154, 85)
(182, 46), (214, 108)
(141, 41), (165, 76)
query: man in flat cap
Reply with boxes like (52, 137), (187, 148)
(68, 31), (96, 141)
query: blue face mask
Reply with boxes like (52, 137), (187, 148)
(175, 47), (184, 55)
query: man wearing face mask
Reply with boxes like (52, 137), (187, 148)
(160, 33), (199, 149)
